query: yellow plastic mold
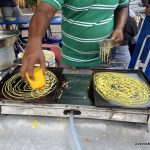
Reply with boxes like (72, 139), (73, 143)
(26, 67), (46, 90)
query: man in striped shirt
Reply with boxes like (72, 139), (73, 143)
(21, 0), (128, 79)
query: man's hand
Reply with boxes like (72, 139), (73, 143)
(111, 29), (123, 46)
(112, 6), (128, 46)
(20, 44), (46, 81)
(20, 2), (57, 81)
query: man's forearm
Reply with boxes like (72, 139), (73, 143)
(114, 6), (128, 30)
(27, 2), (57, 45)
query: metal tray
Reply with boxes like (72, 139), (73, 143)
(55, 73), (93, 106)
(92, 69), (150, 110)
(0, 66), (63, 104)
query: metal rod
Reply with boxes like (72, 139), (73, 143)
(143, 50), (150, 72)
(135, 35), (150, 69)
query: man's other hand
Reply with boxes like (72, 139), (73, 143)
(111, 29), (123, 46)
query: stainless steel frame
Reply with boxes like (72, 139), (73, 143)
(0, 102), (150, 150)
(0, 100), (149, 124)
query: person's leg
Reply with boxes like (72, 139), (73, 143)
(114, 45), (131, 69)
(1, 7), (13, 29)
(1, 7), (13, 17)
(12, 6), (22, 17)
(12, 6), (23, 29)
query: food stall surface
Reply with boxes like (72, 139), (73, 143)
(0, 67), (149, 150)
(0, 2), (149, 149)
(0, 115), (150, 150)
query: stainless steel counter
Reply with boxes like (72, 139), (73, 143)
(0, 68), (150, 150)
(0, 115), (150, 150)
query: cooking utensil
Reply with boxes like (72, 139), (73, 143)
(0, 30), (19, 71)
(0, 66), (63, 103)
(99, 39), (116, 63)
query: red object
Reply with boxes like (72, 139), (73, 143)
(42, 44), (62, 66)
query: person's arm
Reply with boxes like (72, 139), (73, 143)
(20, 2), (57, 80)
(111, 6), (128, 45)
(145, 5), (150, 16)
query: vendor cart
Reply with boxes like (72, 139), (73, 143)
(0, 66), (150, 150)
(0, 16), (150, 150)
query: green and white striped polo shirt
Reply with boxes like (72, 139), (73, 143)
(43, 0), (129, 67)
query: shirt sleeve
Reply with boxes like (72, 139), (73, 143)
(42, 0), (64, 10)
(118, 0), (129, 8)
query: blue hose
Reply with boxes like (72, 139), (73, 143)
(69, 114), (82, 150)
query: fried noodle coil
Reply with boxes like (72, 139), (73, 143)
(2, 71), (58, 100)
(93, 72), (150, 106)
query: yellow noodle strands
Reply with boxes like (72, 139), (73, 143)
(93, 72), (150, 106)
(2, 71), (58, 100)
